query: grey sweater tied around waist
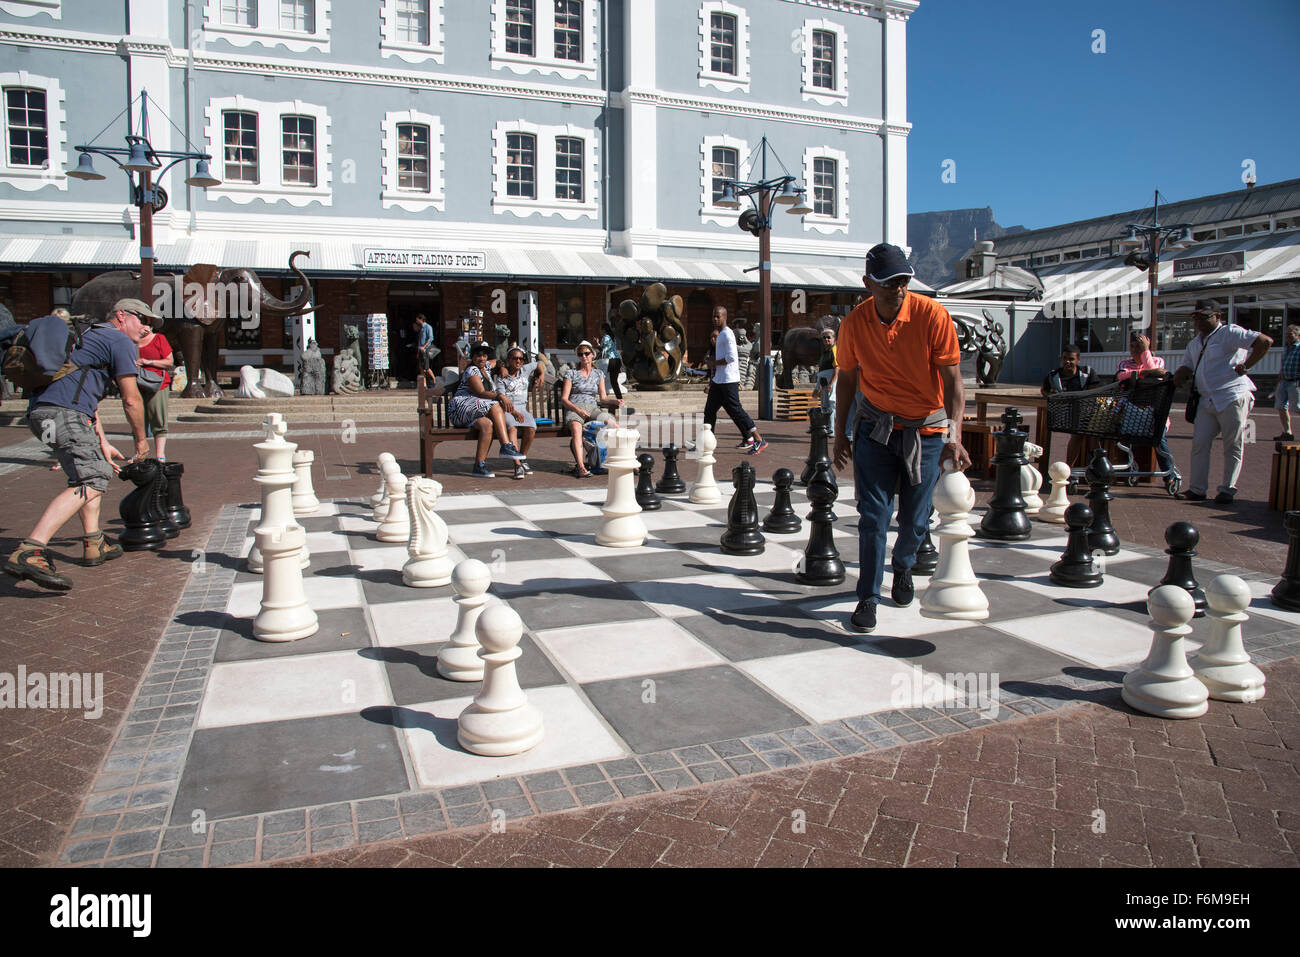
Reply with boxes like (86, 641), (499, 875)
(852, 393), (948, 486)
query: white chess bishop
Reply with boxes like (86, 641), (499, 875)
(376, 470), (411, 543)
(688, 424), (721, 505)
(596, 427), (647, 547)
(403, 477), (453, 587)
(920, 461), (989, 620)
(1122, 585), (1209, 719)
(1191, 574), (1266, 702)
(1039, 461), (1071, 524)
(437, 559), (493, 681)
(457, 604), (544, 757)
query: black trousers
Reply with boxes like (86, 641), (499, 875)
(703, 381), (756, 440)
(607, 358), (623, 399)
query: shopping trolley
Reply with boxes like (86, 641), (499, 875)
(1045, 374), (1181, 496)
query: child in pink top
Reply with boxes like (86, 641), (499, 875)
(1116, 332), (1175, 478)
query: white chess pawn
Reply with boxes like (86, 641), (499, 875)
(291, 449), (320, 515)
(403, 477), (453, 587)
(1191, 574), (1266, 702)
(372, 456), (401, 522)
(437, 559), (493, 681)
(689, 424), (721, 505)
(457, 604), (544, 756)
(370, 452), (396, 509)
(1021, 441), (1044, 516)
(596, 427), (648, 548)
(252, 524), (318, 642)
(376, 471), (410, 543)
(1122, 585), (1209, 718)
(1039, 461), (1071, 524)
(921, 461), (989, 620)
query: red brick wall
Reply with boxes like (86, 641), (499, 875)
(10, 274), (53, 323)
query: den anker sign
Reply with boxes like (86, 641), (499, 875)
(1173, 251), (1246, 277)
(361, 247), (487, 271)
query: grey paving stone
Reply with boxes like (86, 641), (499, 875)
(262, 810), (306, 834)
(358, 817), (404, 844)
(397, 794), (442, 815)
(83, 791), (131, 814)
(709, 738), (753, 758)
(156, 849), (206, 867)
(895, 723), (937, 742)
(533, 789), (578, 813)
(261, 832), (308, 861)
(441, 785), (485, 807)
(575, 781), (617, 806)
(355, 798), (400, 822)
(563, 764), (606, 786)
(726, 755), (770, 776)
(481, 778), (525, 800)
(761, 749), (805, 768)
(401, 810), (449, 836)
(813, 721), (853, 740)
(687, 762), (735, 783)
(744, 734), (785, 752)
(673, 745), (717, 765)
(71, 815), (120, 838)
(107, 830), (162, 858)
(210, 818), (259, 842)
(136, 766), (181, 786)
(922, 717), (966, 735)
(614, 775), (658, 798)
(795, 742), (839, 762)
(524, 771), (565, 793)
(876, 711), (916, 728)
(778, 727), (821, 747)
(209, 839), (257, 866)
(637, 752), (683, 773)
(91, 773), (137, 793)
(829, 736), (870, 756)
(310, 824), (357, 852)
(864, 730), (903, 748)
(104, 854), (156, 868)
(651, 769), (696, 791)
(446, 803), (491, 828)
(128, 786), (174, 807)
(102, 754), (146, 774)
(61, 838), (111, 864)
(488, 796), (534, 820)
(600, 758), (643, 779)
(161, 825), (208, 849)
(118, 807), (169, 830)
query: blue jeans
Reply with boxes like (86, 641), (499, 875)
(853, 422), (943, 604)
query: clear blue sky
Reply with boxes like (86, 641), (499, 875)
(906, 0), (1300, 229)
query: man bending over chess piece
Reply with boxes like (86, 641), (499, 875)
(4, 299), (156, 591)
(832, 244), (970, 634)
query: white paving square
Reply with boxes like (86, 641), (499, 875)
(489, 557), (613, 594)
(447, 521), (553, 544)
(226, 574), (363, 618)
(197, 651), (390, 728)
(641, 509), (720, 530)
(337, 514), (378, 533)
(737, 648), (960, 723)
(436, 494), (510, 511)
(992, 608), (1202, 667)
(368, 596), (466, 647)
(533, 618), (725, 683)
(625, 573), (775, 617)
(510, 501), (599, 521)
(556, 535), (674, 558)
(402, 685), (628, 789)
(1246, 580), (1300, 626)
(796, 595), (977, 638)
(685, 543), (804, 576)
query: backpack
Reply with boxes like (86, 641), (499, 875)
(582, 421), (609, 473)
(1, 314), (104, 400)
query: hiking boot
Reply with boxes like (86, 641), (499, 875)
(4, 543), (73, 591)
(82, 532), (123, 566)
(472, 461), (496, 478)
(891, 567), (914, 607)
(849, 600), (877, 634)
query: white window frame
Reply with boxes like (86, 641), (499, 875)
(699, 134), (750, 227)
(489, 0), (597, 80)
(278, 0), (315, 33)
(221, 0), (256, 26)
(0, 1), (60, 19)
(380, 0), (444, 64)
(698, 2), (750, 94)
(491, 120), (598, 220)
(801, 19), (847, 106)
(801, 147), (849, 235)
(0, 72), (65, 191)
(201, 0), (331, 54)
(204, 96), (332, 206)
(221, 108), (259, 184)
(381, 109), (444, 212)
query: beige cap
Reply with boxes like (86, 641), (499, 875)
(112, 297), (164, 331)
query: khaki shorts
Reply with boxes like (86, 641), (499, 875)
(145, 386), (169, 434)
(28, 405), (113, 492)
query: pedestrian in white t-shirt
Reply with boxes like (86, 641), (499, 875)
(704, 306), (766, 453)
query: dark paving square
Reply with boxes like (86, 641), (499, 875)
(171, 713), (407, 823)
(456, 537), (575, 564)
(212, 607), (373, 662)
(360, 570), (456, 605)
(296, 516), (341, 533)
(675, 604), (857, 661)
(645, 524), (726, 550)
(531, 516), (606, 536)
(441, 507), (522, 526)
(507, 583), (656, 630)
(1106, 555), (1176, 587)
(233, 550), (353, 583)
(582, 665), (805, 754)
(587, 549), (707, 583)
(365, 634), (565, 706)
(855, 624), (1084, 682)
(969, 544), (1062, 580)
(976, 578), (1077, 622)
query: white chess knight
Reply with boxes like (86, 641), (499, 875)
(376, 470), (410, 543)
(1191, 574), (1266, 702)
(1021, 442), (1044, 515)
(596, 427), (647, 547)
(437, 559), (493, 681)
(457, 604), (544, 757)
(291, 449), (320, 515)
(371, 453), (396, 510)
(1122, 585), (1209, 719)
(1039, 461), (1071, 524)
(252, 523), (318, 642)
(688, 423), (721, 505)
(247, 413), (310, 573)
(920, 461), (989, 620)
(403, 477), (453, 587)
(372, 455), (402, 522)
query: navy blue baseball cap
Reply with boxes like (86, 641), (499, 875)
(865, 243), (915, 283)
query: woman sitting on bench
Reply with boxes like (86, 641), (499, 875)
(447, 342), (526, 479)
(561, 340), (623, 478)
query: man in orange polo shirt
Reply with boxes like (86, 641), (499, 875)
(832, 244), (970, 633)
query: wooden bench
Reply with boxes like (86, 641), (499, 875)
(1271, 443), (1300, 511)
(417, 375), (575, 476)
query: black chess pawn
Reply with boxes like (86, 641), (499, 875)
(1049, 502), (1103, 587)
(1085, 447), (1120, 556)
(721, 462), (765, 555)
(799, 408), (834, 487)
(763, 468), (801, 534)
(1152, 521), (1207, 617)
(163, 462), (192, 529)
(635, 453), (662, 511)
(978, 407), (1032, 541)
(1272, 511), (1300, 611)
(797, 461), (845, 585)
(913, 509), (938, 576)
(656, 444), (686, 494)
(118, 459), (169, 551)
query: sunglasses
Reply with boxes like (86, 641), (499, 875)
(578, 351), (593, 357)
(877, 278), (910, 289)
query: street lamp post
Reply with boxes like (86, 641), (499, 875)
(715, 137), (813, 417)
(1117, 189), (1193, 350)
(67, 90), (220, 302)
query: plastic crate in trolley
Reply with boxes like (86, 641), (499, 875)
(1045, 376), (1176, 444)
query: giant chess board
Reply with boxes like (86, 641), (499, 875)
(60, 481), (1300, 866)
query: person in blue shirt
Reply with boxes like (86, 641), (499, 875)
(413, 313), (437, 376)
(4, 298), (155, 591)
(1275, 323), (1300, 441)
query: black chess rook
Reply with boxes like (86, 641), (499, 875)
(1273, 511), (1300, 611)
(797, 461), (845, 585)
(720, 462), (765, 555)
(1154, 520), (1207, 616)
(163, 461), (192, 529)
(656, 444), (686, 494)
(1049, 502), (1103, 587)
(978, 407), (1032, 541)
(118, 459), (169, 551)
(762, 468), (801, 534)
(635, 453), (662, 511)
(1085, 447), (1120, 556)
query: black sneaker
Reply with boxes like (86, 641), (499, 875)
(849, 600), (877, 634)
(891, 567), (914, 607)
(1182, 490), (1206, 501)
(1214, 491), (1235, 505)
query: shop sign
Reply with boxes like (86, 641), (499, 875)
(361, 247), (487, 271)
(1173, 251), (1245, 276)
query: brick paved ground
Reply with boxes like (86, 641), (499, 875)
(0, 399), (1292, 867)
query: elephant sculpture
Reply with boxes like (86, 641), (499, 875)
(779, 316), (839, 388)
(613, 282), (686, 387)
(69, 251), (317, 398)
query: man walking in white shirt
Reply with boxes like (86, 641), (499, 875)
(705, 306), (766, 453)
(1172, 299), (1272, 504)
